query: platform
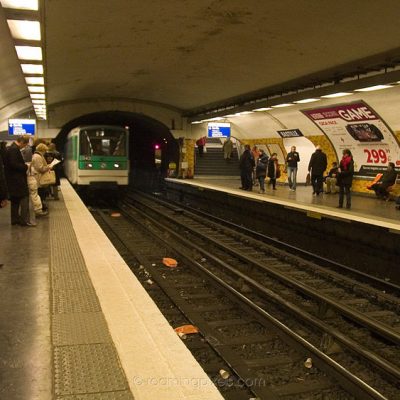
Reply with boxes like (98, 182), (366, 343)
(0, 180), (223, 400)
(167, 177), (400, 232)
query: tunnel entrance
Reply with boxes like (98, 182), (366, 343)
(55, 111), (180, 192)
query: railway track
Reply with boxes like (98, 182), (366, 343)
(92, 190), (399, 399)
(91, 192), (400, 399)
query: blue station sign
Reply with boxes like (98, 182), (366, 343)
(8, 119), (36, 136)
(208, 122), (231, 138)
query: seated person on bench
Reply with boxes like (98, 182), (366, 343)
(324, 161), (339, 194)
(369, 162), (397, 200)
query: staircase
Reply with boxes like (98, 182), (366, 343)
(195, 139), (239, 176)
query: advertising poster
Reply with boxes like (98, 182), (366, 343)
(302, 101), (400, 177)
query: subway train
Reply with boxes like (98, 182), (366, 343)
(64, 125), (129, 190)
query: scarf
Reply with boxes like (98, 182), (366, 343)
(341, 154), (352, 171)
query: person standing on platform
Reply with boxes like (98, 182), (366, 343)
(337, 149), (354, 209)
(267, 153), (280, 190)
(285, 146), (300, 191)
(0, 153), (8, 208)
(222, 137), (233, 161)
(196, 136), (206, 157)
(239, 144), (255, 191)
(3, 136), (33, 226)
(256, 149), (268, 193)
(308, 145), (327, 196)
(251, 145), (260, 185)
(46, 143), (62, 200)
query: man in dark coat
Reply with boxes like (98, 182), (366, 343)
(0, 153), (8, 208)
(239, 144), (255, 191)
(3, 136), (32, 226)
(308, 145), (328, 195)
(369, 162), (397, 200)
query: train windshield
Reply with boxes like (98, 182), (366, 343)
(79, 127), (127, 157)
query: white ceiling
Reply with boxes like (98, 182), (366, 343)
(2, 0), (400, 121)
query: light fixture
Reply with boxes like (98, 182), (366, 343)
(25, 76), (44, 85)
(321, 92), (353, 98)
(28, 85), (45, 93)
(239, 111), (253, 115)
(191, 121), (203, 124)
(15, 45), (42, 60)
(294, 98), (319, 104)
(224, 114), (238, 117)
(0, 0), (38, 10)
(32, 99), (45, 104)
(271, 103), (294, 108)
(253, 107), (272, 111)
(355, 85), (393, 92)
(7, 20), (41, 41)
(30, 93), (45, 99)
(21, 64), (43, 74)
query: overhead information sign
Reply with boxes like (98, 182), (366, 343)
(8, 119), (36, 136)
(302, 101), (400, 176)
(277, 129), (303, 138)
(207, 122), (231, 138)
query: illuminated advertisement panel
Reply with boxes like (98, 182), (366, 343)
(8, 119), (36, 135)
(302, 101), (400, 176)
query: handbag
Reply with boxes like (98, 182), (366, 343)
(39, 170), (56, 187)
(305, 172), (311, 186)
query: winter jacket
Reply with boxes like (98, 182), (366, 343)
(0, 154), (8, 201)
(239, 149), (255, 172)
(308, 149), (327, 175)
(256, 154), (268, 178)
(337, 156), (354, 186)
(3, 143), (28, 198)
(286, 151), (300, 168)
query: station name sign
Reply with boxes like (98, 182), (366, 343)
(277, 129), (303, 138)
(8, 119), (36, 136)
(207, 122), (231, 138)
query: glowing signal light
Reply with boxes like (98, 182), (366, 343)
(154, 144), (160, 150)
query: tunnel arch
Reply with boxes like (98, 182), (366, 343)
(54, 110), (180, 189)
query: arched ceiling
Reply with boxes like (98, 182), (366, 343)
(2, 0), (400, 123)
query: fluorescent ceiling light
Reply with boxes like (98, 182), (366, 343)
(224, 114), (237, 117)
(239, 111), (253, 115)
(32, 99), (45, 104)
(25, 76), (44, 85)
(15, 46), (42, 60)
(294, 98), (319, 104)
(355, 85), (393, 92)
(21, 64), (43, 74)
(321, 92), (352, 98)
(7, 20), (40, 40)
(271, 103), (294, 108)
(253, 107), (272, 111)
(28, 85), (45, 93)
(191, 121), (203, 124)
(30, 93), (45, 99)
(0, 0), (38, 10)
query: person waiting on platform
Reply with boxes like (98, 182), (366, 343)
(337, 149), (354, 209)
(285, 146), (300, 191)
(267, 153), (280, 190)
(308, 145), (327, 196)
(368, 162), (397, 200)
(239, 144), (255, 191)
(324, 161), (339, 194)
(222, 137), (233, 161)
(256, 149), (268, 193)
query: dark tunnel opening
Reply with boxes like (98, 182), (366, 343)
(54, 110), (180, 192)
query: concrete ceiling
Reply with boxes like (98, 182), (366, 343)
(2, 0), (400, 121)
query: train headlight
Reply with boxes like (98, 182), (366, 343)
(87, 163), (93, 168)
(114, 163), (120, 168)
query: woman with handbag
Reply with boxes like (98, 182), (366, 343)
(31, 143), (52, 214)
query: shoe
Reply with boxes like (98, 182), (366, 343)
(273, 187), (277, 190)
(20, 222), (37, 227)
(35, 210), (49, 217)
(346, 205), (351, 209)
(336, 205), (343, 208)
(325, 191), (331, 194)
